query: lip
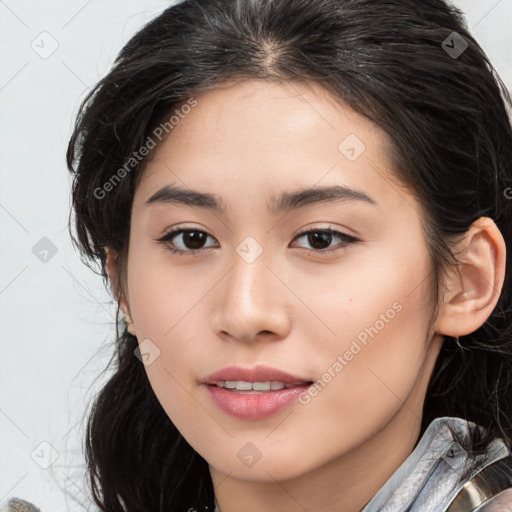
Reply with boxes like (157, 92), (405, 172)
(202, 365), (314, 420)
(203, 364), (312, 385)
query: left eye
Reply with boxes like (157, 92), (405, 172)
(292, 228), (357, 253)
(155, 227), (357, 256)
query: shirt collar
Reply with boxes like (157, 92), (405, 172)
(363, 416), (510, 512)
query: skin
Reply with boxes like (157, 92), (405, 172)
(106, 79), (506, 512)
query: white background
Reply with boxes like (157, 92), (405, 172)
(0, 0), (511, 510)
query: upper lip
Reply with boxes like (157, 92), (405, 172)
(203, 365), (313, 385)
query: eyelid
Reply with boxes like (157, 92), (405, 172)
(154, 225), (217, 256)
(294, 223), (356, 239)
(291, 226), (358, 253)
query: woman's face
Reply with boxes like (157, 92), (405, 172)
(120, 79), (444, 482)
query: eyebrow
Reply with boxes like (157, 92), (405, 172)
(144, 183), (377, 215)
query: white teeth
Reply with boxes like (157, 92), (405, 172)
(253, 382), (271, 391)
(216, 380), (298, 391)
(236, 381), (253, 390)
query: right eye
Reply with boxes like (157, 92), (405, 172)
(155, 227), (219, 256)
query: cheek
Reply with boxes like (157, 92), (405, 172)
(126, 236), (209, 337)
(294, 240), (431, 352)
(125, 242), (208, 412)
(295, 241), (434, 420)
(306, 271), (433, 436)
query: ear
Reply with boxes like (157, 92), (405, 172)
(435, 217), (506, 338)
(105, 247), (136, 336)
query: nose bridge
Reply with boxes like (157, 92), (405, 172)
(226, 239), (272, 313)
(231, 250), (270, 308)
(212, 235), (289, 341)
(226, 225), (272, 296)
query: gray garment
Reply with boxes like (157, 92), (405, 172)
(362, 416), (512, 512)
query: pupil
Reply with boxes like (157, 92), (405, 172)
(184, 230), (206, 249)
(309, 231), (331, 250)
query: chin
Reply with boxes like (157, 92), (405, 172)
(208, 449), (315, 482)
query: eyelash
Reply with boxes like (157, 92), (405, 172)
(155, 225), (358, 257)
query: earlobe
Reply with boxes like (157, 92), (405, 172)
(105, 247), (136, 336)
(435, 217), (506, 338)
(122, 310), (137, 337)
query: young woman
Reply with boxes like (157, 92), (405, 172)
(9, 0), (512, 510)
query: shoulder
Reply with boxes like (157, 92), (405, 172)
(0, 498), (41, 512)
(473, 489), (512, 511)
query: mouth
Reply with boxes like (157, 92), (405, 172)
(211, 380), (314, 392)
(204, 380), (314, 420)
(202, 365), (315, 420)
(203, 364), (314, 388)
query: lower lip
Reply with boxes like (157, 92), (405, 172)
(205, 384), (312, 420)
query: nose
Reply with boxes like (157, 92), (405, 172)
(211, 248), (291, 344)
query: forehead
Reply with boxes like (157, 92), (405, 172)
(133, 79), (409, 217)
(157, 78), (381, 151)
